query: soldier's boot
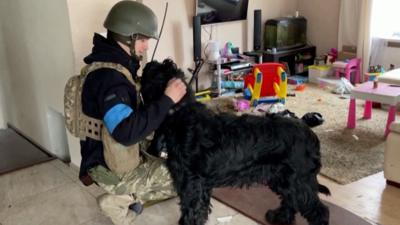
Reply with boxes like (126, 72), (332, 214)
(97, 193), (140, 225)
(129, 202), (144, 214)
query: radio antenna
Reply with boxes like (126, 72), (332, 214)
(151, 2), (168, 61)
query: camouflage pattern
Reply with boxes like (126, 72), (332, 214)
(89, 152), (176, 200)
(89, 140), (176, 225)
(64, 62), (136, 141)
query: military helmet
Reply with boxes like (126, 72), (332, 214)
(104, 1), (158, 40)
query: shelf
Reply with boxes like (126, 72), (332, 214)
(263, 45), (316, 77)
(207, 57), (254, 97)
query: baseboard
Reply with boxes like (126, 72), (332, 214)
(7, 123), (57, 160)
(386, 180), (400, 188)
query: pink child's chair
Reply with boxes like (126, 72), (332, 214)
(333, 58), (362, 84)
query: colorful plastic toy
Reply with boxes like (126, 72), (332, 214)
(273, 66), (288, 103)
(250, 68), (263, 106)
(234, 99), (251, 111)
(244, 63), (286, 106)
(245, 63), (281, 97)
(195, 90), (211, 102)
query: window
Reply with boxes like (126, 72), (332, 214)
(371, 0), (400, 39)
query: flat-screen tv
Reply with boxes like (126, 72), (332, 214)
(196, 0), (249, 25)
(264, 17), (307, 51)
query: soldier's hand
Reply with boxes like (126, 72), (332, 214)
(164, 78), (187, 103)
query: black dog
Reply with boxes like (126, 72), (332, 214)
(140, 59), (330, 225)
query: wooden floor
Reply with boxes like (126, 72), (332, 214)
(319, 172), (400, 225)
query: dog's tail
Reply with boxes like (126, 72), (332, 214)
(318, 184), (331, 196)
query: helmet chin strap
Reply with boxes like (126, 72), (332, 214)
(129, 34), (142, 61)
(111, 32), (142, 61)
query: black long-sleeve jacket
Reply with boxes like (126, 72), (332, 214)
(79, 33), (174, 185)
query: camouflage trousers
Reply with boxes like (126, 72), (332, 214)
(88, 150), (176, 225)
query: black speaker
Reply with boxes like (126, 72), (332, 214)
(193, 15), (202, 61)
(253, 9), (262, 51)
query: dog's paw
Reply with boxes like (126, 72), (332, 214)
(265, 208), (295, 225)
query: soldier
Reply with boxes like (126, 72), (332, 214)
(78, 1), (186, 224)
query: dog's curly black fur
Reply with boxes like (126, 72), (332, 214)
(141, 59), (330, 225)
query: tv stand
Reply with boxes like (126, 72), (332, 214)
(263, 45), (316, 76)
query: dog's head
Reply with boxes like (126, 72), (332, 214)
(140, 59), (194, 105)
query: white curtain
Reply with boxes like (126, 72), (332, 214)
(338, 0), (374, 76)
(338, 0), (361, 49)
(369, 37), (386, 66)
(356, 0), (374, 75)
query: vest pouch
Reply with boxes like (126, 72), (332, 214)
(102, 127), (141, 176)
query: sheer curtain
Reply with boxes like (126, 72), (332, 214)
(356, 0), (373, 75)
(337, 0), (373, 76)
(369, 37), (386, 66)
(338, 0), (361, 49)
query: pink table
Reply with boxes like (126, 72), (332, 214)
(347, 81), (400, 137)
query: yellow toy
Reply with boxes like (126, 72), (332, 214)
(273, 66), (288, 103)
(195, 90), (212, 102)
(250, 67), (263, 106)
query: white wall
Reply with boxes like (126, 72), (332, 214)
(298, 0), (341, 56)
(0, 0), (74, 160)
(0, 22), (9, 129)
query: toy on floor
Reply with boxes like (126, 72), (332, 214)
(295, 84), (306, 91)
(234, 99), (251, 112)
(266, 102), (286, 114)
(249, 67), (263, 106)
(195, 90), (211, 102)
(288, 75), (308, 85)
(273, 66), (288, 103)
(332, 77), (354, 95)
(244, 63), (288, 106)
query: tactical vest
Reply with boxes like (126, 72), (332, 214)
(64, 62), (142, 175)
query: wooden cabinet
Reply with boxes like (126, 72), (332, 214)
(262, 45), (316, 76)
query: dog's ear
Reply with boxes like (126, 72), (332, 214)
(141, 60), (165, 104)
(161, 59), (185, 81)
(142, 60), (162, 81)
(141, 58), (192, 104)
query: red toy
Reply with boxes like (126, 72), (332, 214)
(244, 63), (283, 97)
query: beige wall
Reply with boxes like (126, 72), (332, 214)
(0, 0), (74, 159)
(298, 0), (341, 56)
(66, 0), (122, 74)
(144, 0), (298, 89)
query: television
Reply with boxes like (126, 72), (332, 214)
(264, 16), (307, 51)
(196, 0), (249, 25)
